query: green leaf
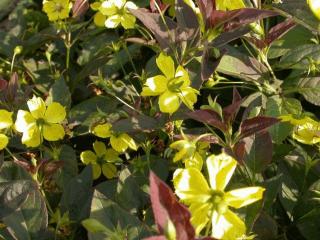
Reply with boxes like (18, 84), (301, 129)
(82, 218), (109, 233)
(53, 145), (78, 189)
(87, 189), (150, 240)
(1, 182), (49, 240)
(279, 44), (320, 70)
(265, 96), (295, 143)
(217, 46), (268, 82)
(298, 77), (320, 106)
(273, 0), (320, 34)
(60, 165), (93, 222)
(46, 77), (72, 110)
(268, 26), (313, 59)
(0, 180), (35, 218)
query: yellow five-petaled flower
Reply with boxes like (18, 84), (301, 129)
(15, 96), (66, 147)
(43, 0), (71, 21)
(170, 134), (209, 170)
(80, 141), (121, 179)
(91, 0), (137, 29)
(0, 109), (13, 150)
(92, 123), (137, 153)
(173, 153), (265, 239)
(141, 53), (198, 114)
(280, 114), (320, 145)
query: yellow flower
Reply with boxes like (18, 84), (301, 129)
(92, 123), (138, 152)
(43, 0), (71, 21)
(91, 0), (138, 29)
(0, 109), (13, 150)
(173, 153), (265, 239)
(15, 96), (66, 148)
(141, 53), (198, 114)
(308, 0), (320, 20)
(216, 0), (246, 10)
(170, 135), (209, 170)
(280, 115), (320, 145)
(80, 141), (121, 179)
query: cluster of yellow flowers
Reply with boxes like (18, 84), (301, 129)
(0, 96), (66, 150)
(80, 122), (137, 179)
(91, 0), (137, 29)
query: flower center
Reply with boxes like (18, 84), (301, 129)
(167, 77), (184, 93)
(36, 118), (46, 126)
(210, 190), (228, 215)
(54, 3), (64, 12)
(96, 156), (105, 165)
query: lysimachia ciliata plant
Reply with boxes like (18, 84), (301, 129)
(0, 0), (320, 239)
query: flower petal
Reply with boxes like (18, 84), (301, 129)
(0, 110), (13, 130)
(27, 96), (46, 119)
(43, 123), (65, 141)
(0, 134), (9, 150)
(206, 153), (237, 191)
(121, 13), (136, 29)
(93, 141), (107, 157)
(189, 202), (211, 235)
(93, 12), (107, 27)
(124, 1), (138, 10)
(175, 66), (190, 87)
(92, 164), (102, 179)
(102, 163), (117, 179)
(100, 1), (117, 15)
(225, 187), (265, 209)
(158, 91), (180, 114)
(156, 53), (175, 79)
(80, 150), (97, 165)
(21, 124), (41, 147)
(119, 133), (137, 151)
(141, 75), (168, 96)
(105, 15), (121, 28)
(173, 168), (211, 204)
(103, 148), (120, 163)
(179, 87), (198, 110)
(185, 152), (203, 170)
(211, 210), (246, 240)
(110, 135), (128, 152)
(15, 110), (35, 133)
(92, 123), (112, 138)
(44, 102), (66, 123)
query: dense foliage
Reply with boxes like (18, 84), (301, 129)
(1, 0), (320, 239)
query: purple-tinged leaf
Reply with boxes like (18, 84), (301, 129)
(150, 0), (168, 13)
(222, 9), (278, 32)
(201, 44), (225, 81)
(131, 8), (177, 51)
(0, 78), (7, 91)
(211, 26), (251, 48)
(240, 116), (280, 139)
(188, 110), (227, 132)
(175, 0), (199, 30)
(223, 88), (243, 124)
(224, 140), (246, 165)
(7, 72), (19, 102)
(72, 0), (89, 18)
(173, 134), (218, 144)
(265, 18), (296, 45)
(149, 172), (195, 240)
(144, 236), (166, 240)
(244, 131), (273, 173)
